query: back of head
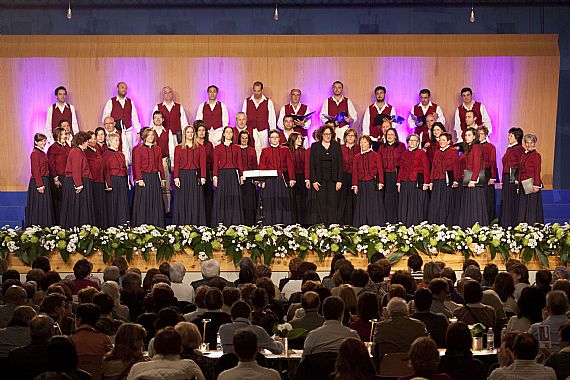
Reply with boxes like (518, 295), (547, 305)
(201, 259), (220, 279)
(151, 274), (171, 287)
(109, 323), (147, 362)
(194, 285), (210, 309)
(338, 262), (355, 284)
(302, 270), (320, 284)
(76, 303), (101, 326)
(73, 259), (92, 280)
(92, 293), (114, 316)
(553, 279), (570, 300)
(40, 293), (66, 315)
(254, 264), (272, 281)
(409, 337), (440, 376)
(338, 284), (357, 312)
(367, 263), (384, 283)
(350, 269), (370, 288)
(536, 269), (553, 290)
(513, 333), (539, 360)
(174, 321), (201, 352)
(483, 264), (499, 286)
(204, 287), (223, 310)
(388, 284), (407, 300)
(26, 268), (46, 284)
(222, 287), (240, 307)
(335, 338), (377, 377)
(463, 259), (480, 271)
(233, 329), (258, 361)
(517, 286), (546, 323)
(122, 271), (142, 291)
(47, 336), (79, 371)
(154, 327), (182, 356)
(357, 291), (379, 321)
(152, 284), (175, 311)
(462, 279), (483, 304)
(32, 256), (51, 273)
(288, 258), (303, 278)
(387, 297), (408, 317)
(251, 288), (269, 309)
(231, 300), (251, 320)
(408, 254), (423, 272)
(10, 305), (37, 325)
(413, 288), (433, 312)
(297, 261), (317, 279)
(111, 257), (128, 276)
(30, 314), (55, 340)
(301, 291), (320, 310)
(322, 296), (345, 320)
(445, 321), (472, 352)
(423, 262), (442, 284)
(5, 285), (26, 305)
(256, 277), (276, 298)
(155, 307), (182, 330)
(547, 290), (569, 316)
(159, 262), (171, 278)
(103, 266), (120, 283)
(169, 262), (186, 282)
(391, 270), (416, 294)
(462, 265), (482, 283)
(77, 286), (99, 304)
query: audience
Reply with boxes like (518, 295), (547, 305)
(0, 285), (29, 328)
(290, 291), (325, 348)
(407, 254), (424, 283)
(438, 321), (487, 380)
(410, 288), (449, 348)
(453, 279), (496, 329)
(349, 291), (379, 341)
(250, 287), (276, 335)
(221, 287), (240, 315)
(72, 259), (99, 294)
(529, 290), (569, 352)
(332, 338), (378, 380)
(190, 288), (232, 350)
(399, 336), (451, 380)
(120, 271), (144, 322)
(101, 280), (130, 321)
(429, 278), (453, 319)
(36, 336), (92, 380)
(544, 322), (570, 380)
(185, 285), (210, 321)
(507, 285), (546, 332)
(0, 305), (36, 357)
(103, 265), (120, 284)
(102, 323), (148, 379)
(492, 272), (517, 316)
(507, 263), (530, 300)
(175, 321), (216, 380)
(169, 262), (195, 303)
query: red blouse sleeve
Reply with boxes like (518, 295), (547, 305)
(235, 145), (244, 176)
(352, 155), (360, 187)
(420, 150), (430, 184)
(133, 146), (142, 182)
(375, 152), (384, 184)
(198, 146), (206, 179)
(30, 150), (44, 187)
(102, 153), (112, 188)
(285, 148), (295, 181)
(534, 152), (543, 187)
(173, 145), (181, 179)
(470, 144), (483, 182)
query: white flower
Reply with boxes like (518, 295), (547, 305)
(198, 251), (208, 261)
(7, 241), (18, 252)
(66, 242), (76, 252)
(277, 323), (292, 332)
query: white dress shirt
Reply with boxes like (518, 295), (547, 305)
(195, 100), (229, 127)
(453, 101), (493, 143)
(361, 103), (398, 140)
(319, 96), (357, 124)
(241, 95), (277, 130)
(407, 101), (446, 131)
(151, 101), (189, 130)
(45, 103), (79, 144)
(102, 96), (142, 132)
(277, 103), (312, 130)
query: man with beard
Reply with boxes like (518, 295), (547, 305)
(320, 81), (357, 144)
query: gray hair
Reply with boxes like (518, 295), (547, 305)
(387, 297), (409, 317)
(523, 134), (537, 144)
(406, 133), (420, 144)
(101, 281), (121, 306)
(103, 266), (120, 283)
(106, 133), (120, 146)
(201, 259), (220, 279)
(169, 262), (186, 282)
(162, 86), (173, 94)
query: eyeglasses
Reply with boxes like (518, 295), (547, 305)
(322, 132), (332, 136)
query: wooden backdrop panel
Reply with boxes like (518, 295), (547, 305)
(0, 35), (559, 190)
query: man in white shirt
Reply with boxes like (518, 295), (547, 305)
(196, 85), (229, 146)
(281, 115), (308, 148)
(149, 111), (176, 215)
(320, 81), (357, 144)
(362, 85), (398, 149)
(102, 82), (141, 148)
(151, 86), (189, 144)
(45, 86), (79, 144)
(454, 87), (492, 144)
(103, 116), (132, 166)
(277, 88), (312, 132)
(408, 88), (445, 142)
(242, 81), (276, 158)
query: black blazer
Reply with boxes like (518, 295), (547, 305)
(310, 141), (344, 183)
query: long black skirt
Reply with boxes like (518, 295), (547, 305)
(25, 176), (54, 227)
(242, 179), (258, 226)
(212, 168), (243, 226)
(459, 186), (489, 228)
(203, 169), (214, 226)
(428, 179), (456, 226)
(60, 177), (95, 228)
(384, 171), (399, 224)
(258, 176), (292, 225)
(338, 172), (356, 225)
(500, 175), (519, 228)
(518, 190), (544, 225)
(398, 180), (428, 227)
(290, 174), (307, 225)
(92, 182), (108, 228)
(132, 172), (165, 227)
(305, 186), (320, 225)
(50, 175), (63, 225)
(172, 169), (207, 226)
(106, 175), (130, 227)
(316, 180), (340, 226)
(353, 180), (386, 227)
(484, 183), (496, 222)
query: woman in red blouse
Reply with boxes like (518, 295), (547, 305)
(478, 125), (498, 222)
(378, 127), (405, 224)
(102, 133), (129, 227)
(195, 120), (214, 226)
(60, 131), (95, 228)
(212, 126), (244, 226)
(238, 130), (259, 226)
(47, 127), (71, 224)
(459, 127), (489, 228)
(425, 122), (446, 166)
(428, 132), (460, 225)
(86, 131), (107, 228)
(25, 133), (54, 227)
(172, 125), (207, 226)
(339, 128), (359, 226)
(517, 134), (544, 224)
(287, 132), (307, 225)
(352, 136), (385, 227)
(132, 128), (166, 228)
(94, 127), (108, 155)
(499, 127), (525, 227)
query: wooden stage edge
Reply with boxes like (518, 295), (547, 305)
(6, 249), (566, 274)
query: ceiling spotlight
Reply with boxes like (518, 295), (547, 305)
(469, 4), (475, 23)
(274, 3), (279, 21)
(67, 2), (72, 20)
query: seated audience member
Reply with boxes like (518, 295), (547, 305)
(390, 270), (417, 299)
(221, 287), (240, 315)
(350, 269), (370, 296)
(127, 327), (205, 380)
(321, 253), (346, 289)
(408, 254), (424, 283)
(365, 261), (389, 295)
(176, 322), (216, 380)
(217, 329), (280, 380)
(286, 280), (320, 321)
(147, 307), (184, 357)
(279, 257), (303, 291)
(338, 283), (357, 326)
(169, 262), (195, 303)
(78, 286), (99, 304)
(185, 285), (210, 321)
(452, 280), (496, 329)
(0, 305), (36, 357)
(255, 276), (284, 319)
(535, 268), (553, 293)
(482, 263), (499, 288)
(283, 261), (317, 301)
(0, 285), (29, 328)
(544, 322), (570, 380)
(102, 280), (130, 322)
(40, 292), (75, 335)
(120, 271), (144, 322)
(192, 259), (230, 290)
(302, 296), (360, 360)
(32, 256), (51, 273)
(253, 264), (272, 281)
(8, 314), (55, 380)
(489, 333), (556, 380)
(72, 259), (99, 294)
(507, 263), (530, 300)
(553, 279), (570, 300)
(102, 323), (148, 379)
(331, 261), (355, 294)
(103, 265), (120, 284)
(374, 297), (427, 362)
(332, 338), (378, 380)
(438, 321), (486, 380)
(349, 291), (379, 341)
(529, 290), (569, 352)
(440, 268), (463, 306)
(93, 292), (124, 339)
(422, 262), (443, 288)
(399, 337), (452, 380)
(250, 288), (277, 335)
(190, 288), (232, 350)
(507, 285), (546, 332)
(290, 291), (325, 348)
(490, 331), (519, 374)
(112, 257), (129, 286)
(142, 268), (161, 293)
(553, 266), (569, 282)
(491, 272), (517, 316)
(35, 336), (92, 380)
(137, 284), (176, 343)
(219, 301), (283, 354)
(382, 284), (407, 307)
(462, 264), (482, 284)
(411, 288), (449, 348)
(235, 258), (256, 288)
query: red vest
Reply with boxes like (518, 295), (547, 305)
(457, 102), (483, 141)
(328, 97), (349, 127)
(246, 98), (270, 131)
(152, 129), (170, 158)
(110, 97), (133, 130)
(203, 102), (224, 130)
(51, 104), (73, 132)
(284, 103), (309, 137)
(369, 104), (393, 138)
(157, 102), (183, 134)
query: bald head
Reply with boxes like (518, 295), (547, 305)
(29, 314), (55, 340)
(301, 291), (320, 310)
(5, 285), (27, 305)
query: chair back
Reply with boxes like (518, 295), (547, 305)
(378, 352), (413, 380)
(295, 352), (338, 380)
(77, 354), (103, 380)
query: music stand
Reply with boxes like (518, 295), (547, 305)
(243, 169), (278, 225)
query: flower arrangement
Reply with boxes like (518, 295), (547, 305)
(273, 322), (306, 339)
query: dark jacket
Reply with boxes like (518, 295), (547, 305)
(309, 141), (343, 183)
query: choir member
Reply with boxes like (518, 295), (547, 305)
(172, 125), (207, 226)
(233, 112), (254, 147)
(94, 127), (108, 155)
(456, 108), (480, 152)
(478, 125), (498, 221)
(103, 116), (132, 166)
(277, 89), (312, 136)
(305, 129), (322, 225)
(238, 130), (258, 226)
(454, 87), (492, 145)
(102, 82), (141, 149)
(152, 86), (189, 144)
(195, 120), (215, 226)
(241, 81), (276, 158)
(279, 115), (308, 148)
(352, 136), (385, 227)
(362, 86), (398, 150)
(517, 134), (544, 224)
(499, 127), (525, 227)
(25, 133), (54, 227)
(428, 132), (461, 226)
(258, 130), (296, 225)
(407, 88), (445, 143)
(60, 131), (95, 228)
(319, 81), (357, 143)
(196, 85), (229, 146)
(424, 122), (446, 165)
(86, 131), (107, 228)
(56, 120), (74, 146)
(310, 125), (344, 225)
(47, 127), (71, 224)
(131, 128), (166, 228)
(397, 134), (430, 226)
(102, 133), (129, 227)
(287, 132), (307, 225)
(339, 128), (359, 225)
(459, 127), (489, 228)
(45, 86), (79, 144)
(212, 126), (244, 226)
(149, 110), (177, 216)
(378, 128), (405, 223)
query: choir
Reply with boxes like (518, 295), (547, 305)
(23, 83), (545, 229)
